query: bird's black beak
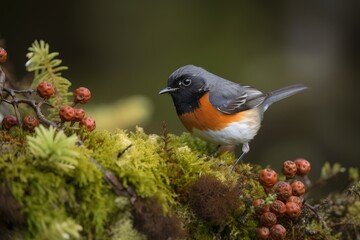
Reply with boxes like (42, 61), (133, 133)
(159, 87), (179, 95)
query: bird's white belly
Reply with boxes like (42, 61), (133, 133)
(192, 111), (262, 145)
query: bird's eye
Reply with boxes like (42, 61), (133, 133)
(182, 79), (192, 87)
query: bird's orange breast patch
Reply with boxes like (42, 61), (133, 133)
(179, 92), (247, 131)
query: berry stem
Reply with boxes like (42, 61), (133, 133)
(13, 102), (23, 128)
(10, 89), (35, 95)
(2, 88), (23, 127)
(35, 101), (57, 128)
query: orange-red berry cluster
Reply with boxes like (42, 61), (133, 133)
(2, 115), (40, 131)
(254, 158), (311, 239)
(59, 87), (95, 131)
(1, 78), (96, 131)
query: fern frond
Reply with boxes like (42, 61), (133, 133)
(26, 40), (72, 120)
(26, 125), (79, 172)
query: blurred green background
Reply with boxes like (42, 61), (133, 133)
(2, 1), (360, 176)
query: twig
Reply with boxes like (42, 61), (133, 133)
(77, 139), (137, 202)
(92, 156), (137, 202)
(9, 89), (34, 95)
(17, 99), (57, 128)
(304, 202), (328, 229)
(2, 86), (58, 128)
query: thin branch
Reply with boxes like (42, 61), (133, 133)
(17, 99), (57, 128)
(77, 139), (137, 202)
(11, 89), (35, 95)
(304, 202), (328, 229)
(2, 85), (58, 128)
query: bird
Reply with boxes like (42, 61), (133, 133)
(159, 65), (308, 172)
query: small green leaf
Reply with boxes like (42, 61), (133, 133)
(26, 125), (79, 171)
(26, 40), (72, 121)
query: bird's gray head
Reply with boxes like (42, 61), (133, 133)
(159, 65), (210, 94)
(159, 65), (212, 114)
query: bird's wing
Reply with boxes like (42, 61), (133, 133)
(210, 84), (266, 115)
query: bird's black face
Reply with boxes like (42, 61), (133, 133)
(159, 71), (208, 115)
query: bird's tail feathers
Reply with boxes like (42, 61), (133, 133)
(263, 84), (308, 110)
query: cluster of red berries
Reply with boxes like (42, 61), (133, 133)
(254, 158), (311, 239)
(1, 79), (96, 131)
(2, 115), (39, 131)
(1, 48), (39, 130)
(58, 87), (96, 131)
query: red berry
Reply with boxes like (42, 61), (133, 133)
(59, 106), (75, 121)
(253, 198), (270, 215)
(274, 181), (292, 202)
(282, 160), (297, 179)
(285, 202), (301, 218)
(287, 196), (303, 208)
(0, 48), (7, 63)
(260, 212), (277, 227)
(23, 116), (39, 130)
(294, 158), (311, 176)
(256, 227), (270, 239)
(270, 200), (286, 217)
(291, 180), (306, 196)
(74, 87), (91, 104)
(2, 115), (17, 129)
(80, 116), (96, 131)
(259, 169), (278, 188)
(73, 108), (85, 121)
(37, 81), (55, 99)
(270, 224), (286, 240)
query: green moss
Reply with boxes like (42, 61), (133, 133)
(306, 220), (342, 240)
(2, 126), (358, 239)
(1, 126), (257, 239)
(1, 128), (119, 239)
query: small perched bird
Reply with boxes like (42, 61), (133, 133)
(159, 65), (308, 172)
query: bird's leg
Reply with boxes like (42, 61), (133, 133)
(229, 143), (249, 173)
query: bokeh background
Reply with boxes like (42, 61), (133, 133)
(2, 1), (360, 178)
